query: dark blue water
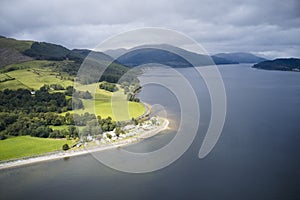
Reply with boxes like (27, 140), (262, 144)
(1, 64), (300, 200)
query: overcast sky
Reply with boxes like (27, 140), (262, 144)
(0, 0), (299, 58)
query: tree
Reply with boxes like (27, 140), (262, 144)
(0, 133), (7, 140)
(62, 143), (70, 151)
(132, 117), (138, 125)
(102, 123), (109, 132)
(50, 83), (65, 90)
(32, 126), (52, 138)
(99, 81), (118, 92)
(65, 86), (74, 96)
(69, 125), (79, 138)
(106, 133), (112, 139)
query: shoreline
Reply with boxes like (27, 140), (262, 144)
(0, 117), (169, 170)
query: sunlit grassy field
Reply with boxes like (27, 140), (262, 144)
(2, 61), (73, 90)
(0, 61), (146, 120)
(0, 136), (75, 161)
(68, 83), (145, 120)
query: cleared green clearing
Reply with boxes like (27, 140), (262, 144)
(0, 136), (75, 161)
(75, 82), (111, 100)
(2, 60), (52, 70)
(0, 73), (9, 81)
(0, 79), (28, 90)
(68, 83), (145, 120)
(2, 60), (73, 90)
(65, 98), (145, 121)
(76, 100), (145, 121)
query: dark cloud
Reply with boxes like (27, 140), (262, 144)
(0, 0), (299, 58)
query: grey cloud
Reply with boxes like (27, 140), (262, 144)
(0, 0), (299, 58)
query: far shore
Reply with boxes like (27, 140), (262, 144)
(0, 117), (169, 170)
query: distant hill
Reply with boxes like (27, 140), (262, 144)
(0, 36), (33, 67)
(0, 36), (131, 83)
(70, 49), (115, 62)
(0, 36), (33, 52)
(104, 48), (128, 59)
(116, 48), (195, 68)
(252, 58), (300, 72)
(111, 44), (236, 68)
(211, 55), (239, 64)
(214, 52), (267, 63)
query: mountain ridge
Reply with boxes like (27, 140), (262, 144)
(214, 52), (267, 63)
(1, 36), (268, 70)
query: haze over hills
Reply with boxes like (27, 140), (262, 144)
(105, 44), (238, 67)
(1, 35), (268, 72)
(105, 44), (267, 67)
(214, 52), (267, 63)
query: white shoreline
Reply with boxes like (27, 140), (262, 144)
(0, 118), (169, 170)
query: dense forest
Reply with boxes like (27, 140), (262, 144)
(0, 86), (83, 113)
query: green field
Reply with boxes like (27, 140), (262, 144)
(0, 136), (75, 161)
(68, 83), (145, 120)
(75, 99), (145, 121)
(0, 60), (146, 120)
(0, 60), (73, 90)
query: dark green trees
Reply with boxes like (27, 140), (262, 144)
(62, 144), (70, 151)
(99, 81), (118, 92)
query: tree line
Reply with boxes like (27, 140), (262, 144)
(0, 86), (84, 113)
(99, 81), (118, 92)
(0, 112), (77, 139)
(0, 111), (117, 140)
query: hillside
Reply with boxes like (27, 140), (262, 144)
(113, 44), (237, 67)
(0, 36), (134, 84)
(211, 55), (239, 64)
(0, 48), (33, 68)
(23, 42), (71, 60)
(214, 52), (267, 63)
(0, 36), (33, 67)
(0, 36), (33, 52)
(252, 58), (300, 72)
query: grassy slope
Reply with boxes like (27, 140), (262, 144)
(0, 60), (73, 90)
(0, 37), (33, 52)
(0, 37), (34, 67)
(70, 83), (145, 120)
(0, 136), (75, 161)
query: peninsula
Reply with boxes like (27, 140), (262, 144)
(252, 58), (300, 72)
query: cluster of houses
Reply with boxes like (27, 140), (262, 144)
(100, 117), (161, 143)
(81, 117), (161, 145)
